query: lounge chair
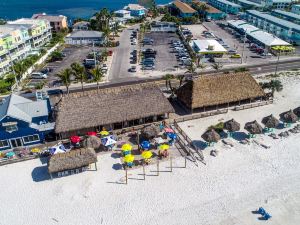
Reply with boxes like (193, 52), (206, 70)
(263, 213), (271, 220)
(258, 207), (266, 215)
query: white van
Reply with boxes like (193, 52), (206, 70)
(31, 72), (47, 79)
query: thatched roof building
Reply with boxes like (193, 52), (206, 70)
(141, 124), (160, 140)
(262, 114), (280, 128)
(83, 136), (104, 152)
(244, 120), (263, 134)
(201, 129), (221, 142)
(54, 83), (174, 135)
(280, 110), (298, 123)
(48, 148), (97, 174)
(224, 119), (240, 132)
(176, 73), (265, 110)
(293, 107), (300, 117)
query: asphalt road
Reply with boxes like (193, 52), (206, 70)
(109, 24), (139, 80)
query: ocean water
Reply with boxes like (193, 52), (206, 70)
(0, 0), (170, 20)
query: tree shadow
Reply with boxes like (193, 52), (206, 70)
(231, 132), (248, 141)
(112, 163), (123, 170)
(39, 156), (49, 165)
(32, 166), (51, 182)
(251, 210), (260, 215)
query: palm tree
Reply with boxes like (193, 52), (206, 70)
(56, 68), (72, 94)
(90, 66), (104, 91)
(176, 75), (185, 87)
(71, 62), (86, 91)
(163, 74), (174, 92)
(102, 27), (111, 47)
(212, 62), (223, 72)
(185, 61), (197, 75)
(12, 61), (26, 80)
(269, 80), (283, 97)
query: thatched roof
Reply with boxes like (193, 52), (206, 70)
(48, 148), (97, 173)
(293, 107), (300, 117)
(141, 124), (160, 140)
(201, 129), (221, 142)
(176, 73), (265, 109)
(55, 83), (174, 133)
(224, 119), (240, 132)
(83, 136), (104, 152)
(244, 120), (263, 134)
(262, 114), (280, 128)
(280, 110), (298, 123)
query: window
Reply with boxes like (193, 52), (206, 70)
(23, 134), (40, 144)
(5, 125), (18, 133)
(0, 140), (9, 148)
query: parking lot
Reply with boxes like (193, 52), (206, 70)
(142, 32), (182, 73)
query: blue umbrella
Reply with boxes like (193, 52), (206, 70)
(140, 140), (150, 150)
(168, 133), (177, 140)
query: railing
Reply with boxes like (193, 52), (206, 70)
(234, 100), (273, 111)
(174, 109), (228, 123)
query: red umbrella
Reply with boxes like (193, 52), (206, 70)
(87, 131), (97, 136)
(70, 136), (81, 143)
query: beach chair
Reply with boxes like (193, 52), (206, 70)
(258, 207), (266, 215)
(263, 213), (271, 220)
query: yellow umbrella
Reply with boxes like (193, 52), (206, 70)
(124, 154), (135, 163)
(159, 144), (170, 151)
(141, 150), (153, 159)
(31, 148), (40, 153)
(122, 143), (132, 151)
(99, 130), (109, 136)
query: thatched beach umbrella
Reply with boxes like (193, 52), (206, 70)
(244, 120), (263, 134)
(201, 129), (221, 143)
(141, 124), (160, 140)
(224, 119), (240, 132)
(83, 136), (103, 152)
(280, 110), (298, 123)
(293, 107), (300, 117)
(261, 114), (280, 128)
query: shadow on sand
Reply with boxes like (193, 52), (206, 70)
(32, 166), (51, 182)
(231, 132), (248, 141)
(112, 163), (123, 170)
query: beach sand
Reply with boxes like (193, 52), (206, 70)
(0, 74), (300, 225)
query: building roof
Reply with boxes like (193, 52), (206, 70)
(270, 0), (291, 3)
(8, 18), (47, 27)
(0, 94), (49, 123)
(246, 10), (300, 31)
(192, 1), (221, 13)
(114, 9), (131, 14)
(272, 9), (300, 20)
(73, 21), (90, 27)
(211, 0), (241, 7)
(124, 4), (146, 11)
(54, 83), (174, 133)
(68, 30), (103, 38)
(228, 20), (260, 32)
(48, 148), (97, 173)
(238, 0), (263, 7)
(32, 14), (66, 22)
(173, 0), (197, 14)
(191, 39), (227, 54)
(176, 73), (265, 109)
(293, 4), (300, 8)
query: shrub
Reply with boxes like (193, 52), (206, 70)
(208, 122), (224, 133)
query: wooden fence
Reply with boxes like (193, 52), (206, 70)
(174, 109), (228, 123)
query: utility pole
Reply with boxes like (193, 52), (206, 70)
(274, 50), (281, 76)
(241, 29), (247, 64)
(93, 41), (96, 68)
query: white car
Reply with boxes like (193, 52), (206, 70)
(31, 72), (47, 79)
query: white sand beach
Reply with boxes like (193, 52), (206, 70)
(0, 74), (300, 225)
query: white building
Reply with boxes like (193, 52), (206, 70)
(65, 31), (105, 45)
(114, 10), (131, 19)
(191, 39), (227, 56)
(73, 21), (90, 31)
(151, 22), (177, 32)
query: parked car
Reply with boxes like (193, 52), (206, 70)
(83, 59), (99, 68)
(230, 54), (241, 58)
(31, 72), (47, 79)
(228, 50), (237, 54)
(142, 65), (155, 70)
(129, 66), (136, 72)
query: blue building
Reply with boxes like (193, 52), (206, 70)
(0, 94), (54, 151)
(208, 0), (242, 15)
(292, 4), (300, 15)
(124, 4), (147, 17)
(246, 10), (300, 45)
(271, 9), (300, 25)
(172, 0), (197, 18)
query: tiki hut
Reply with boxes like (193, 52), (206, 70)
(48, 148), (97, 176)
(244, 120), (263, 134)
(280, 110), (298, 123)
(293, 107), (300, 117)
(141, 124), (160, 140)
(176, 73), (265, 111)
(224, 119), (240, 132)
(83, 136), (105, 152)
(201, 129), (221, 143)
(262, 114), (280, 128)
(54, 83), (174, 139)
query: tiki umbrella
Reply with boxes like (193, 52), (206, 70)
(280, 110), (298, 123)
(261, 114), (280, 128)
(84, 136), (103, 150)
(141, 124), (160, 139)
(121, 143), (132, 151)
(124, 154), (135, 163)
(244, 120), (263, 134)
(141, 150), (153, 159)
(201, 129), (221, 143)
(224, 119), (240, 132)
